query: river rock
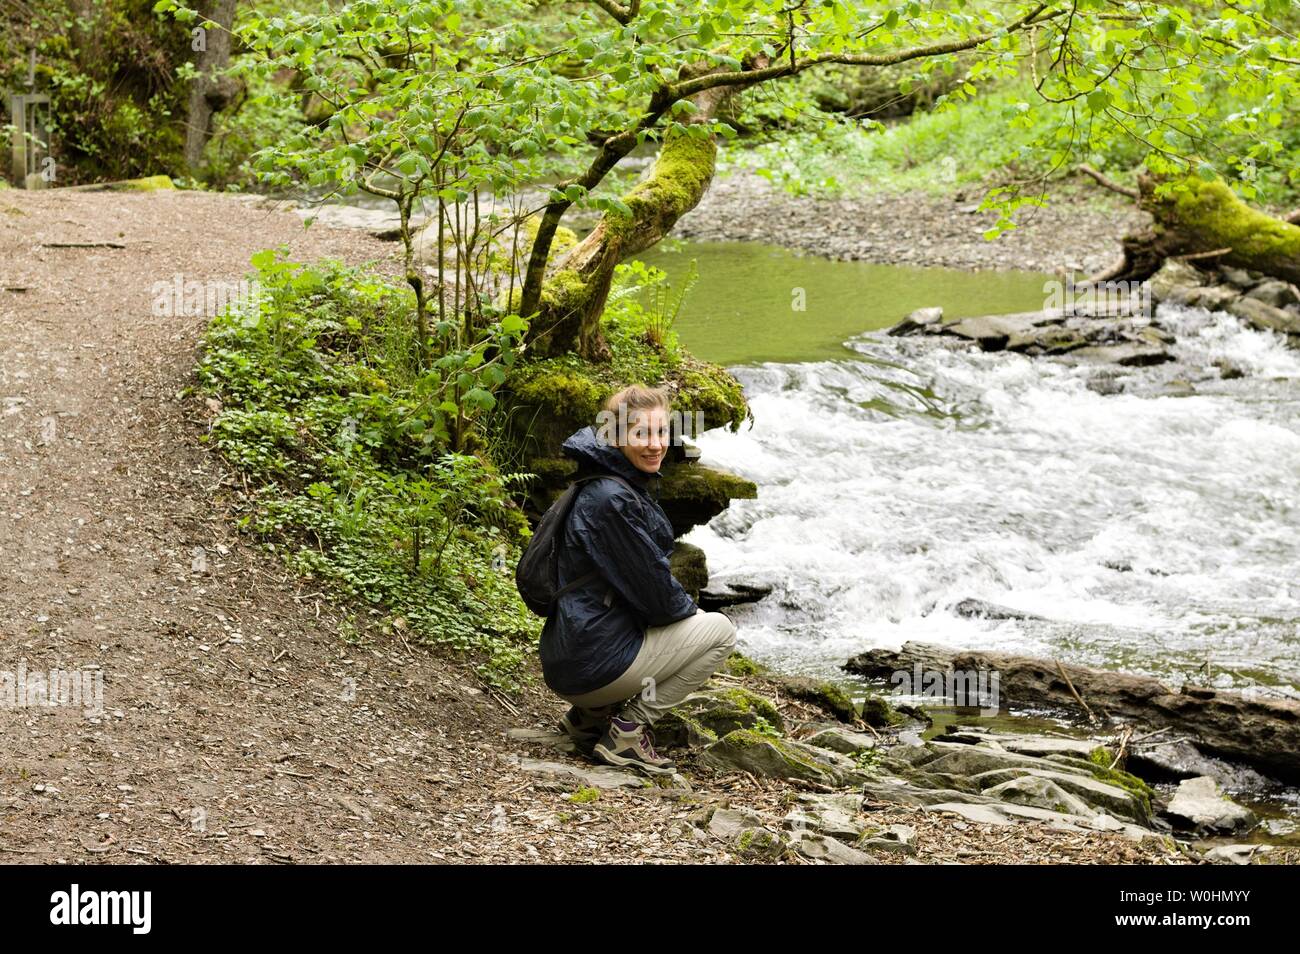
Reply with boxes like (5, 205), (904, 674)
(1212, 358), (1248, 380)
(845, 642), (1300, 784)
(1186, 285), (1241, 311)
(940, 727), (1100, 759)
(1086, 369), (1126, 395)
(697, 580), (772, 611)
(1244, 279), (1299, 308)
(944, 312), (1047, 352)
(667, 542), (709, 601)
(953, 597), (1044, 620)
(1228, 296), (1300, 337)
(1125, 739), (1269, 790)
(887, 306), (944, 336)
(1070, 342), (1175, 366)
(1163, 776), (1256, 834)
(1148, 259), (1205, 303)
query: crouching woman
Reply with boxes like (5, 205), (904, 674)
(540, 385), (738, 776)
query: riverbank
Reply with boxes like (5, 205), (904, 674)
(2, 186), (1293, 864)
(673, 169), (1149, 275)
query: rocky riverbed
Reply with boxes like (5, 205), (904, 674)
(505, 646), (1299, 865)
(673, 171), (1150, 275)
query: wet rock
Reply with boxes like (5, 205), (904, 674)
(1212, 358), (1247, 380)
(887, 306), (944, 336)
(668, 541), (709, 601)
(1228, 296), (1300, 337)
(1186, 285), (1241, 311)
(1071, 343), (1175, 366)
(953, 597), (1044, 621)
(1086, 370), (1126, 395)
(1148, 259), (1205, 302)
(697, 580), (772, 612)
(979, 771), (1144, 823)
(1163, 776), (1256, 834)
(1244, 279), (1299, 308)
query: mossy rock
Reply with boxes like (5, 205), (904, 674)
(776, 676), (858, 724)
(860, 694), (907, 729)
(724, 651), (766, 677)
(732, 825), (787, 860)
(655, 461), (757, 536)
(701, 728), (866, 787)
(667, 541), (709, 601)
(1085, 746), (1156, 818)
(654, 686), (785, 749)
(109, 175), (176, 191)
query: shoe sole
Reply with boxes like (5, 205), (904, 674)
(592, 743), (676, 777)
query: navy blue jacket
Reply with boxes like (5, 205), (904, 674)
(539, 425), (699, 696)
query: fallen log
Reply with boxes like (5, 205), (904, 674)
(844, 641), (1300, 784)
(1081, 168), (1300, 286)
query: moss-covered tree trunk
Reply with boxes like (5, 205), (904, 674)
(525, 127), (717, 360)
(521, 75), (743, 361)
(1107, 170), (1300, 284)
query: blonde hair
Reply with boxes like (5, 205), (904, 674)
(597, 384), (671, 446)
(602, 384), (670, 421)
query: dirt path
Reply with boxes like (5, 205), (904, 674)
(0, 188), (749, 863)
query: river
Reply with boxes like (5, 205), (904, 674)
(640, 240), (1300, 703)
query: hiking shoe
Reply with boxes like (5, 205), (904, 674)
(592, 717), (676, 776)
(557, 704), (617, 752)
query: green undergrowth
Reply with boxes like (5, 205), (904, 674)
(197, 252), (540, 689)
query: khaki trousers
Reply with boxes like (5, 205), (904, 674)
(557, 609), (738, 725)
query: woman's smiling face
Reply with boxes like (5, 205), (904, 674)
(619, 406), (670, 474)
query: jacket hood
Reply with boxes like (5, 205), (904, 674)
(561, 425), (661, 499)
